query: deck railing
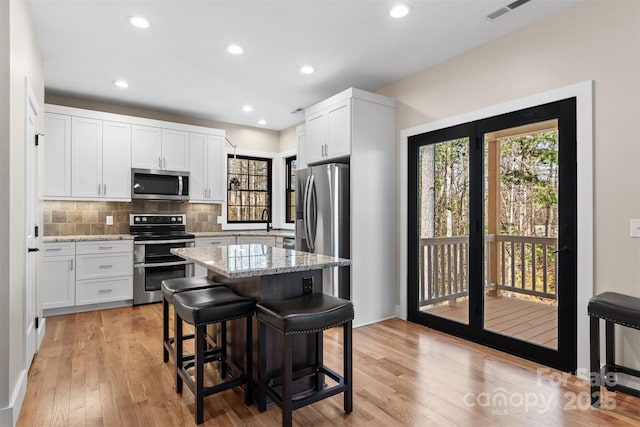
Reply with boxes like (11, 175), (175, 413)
(419, 234), (557, 307)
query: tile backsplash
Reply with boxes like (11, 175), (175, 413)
(43, 200), (222, 236)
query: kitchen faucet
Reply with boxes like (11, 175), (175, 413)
(261, 208), (271, 232)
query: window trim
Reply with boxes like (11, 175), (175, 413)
(285, 155), (296, 223)
(226, 154), (272, 224)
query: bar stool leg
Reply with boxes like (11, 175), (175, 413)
(282, 334), (293, 427)
(315, 331), (324, 391)
(605, 321), (616, 391)
(245, 316), (253, 405)
(590, 316), (600, 407)
(163, 298), (170, 362)
(344, 321), (353, 414)
(196, 324), (205, 425)
(220, 321), (228, 379)
(175, 314), (184, 394)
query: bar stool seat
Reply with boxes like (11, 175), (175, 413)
(256, 293), (353, 427)
(173, 287), (254, 425)
(161, 277), (221, 363)
(589, 292), (640, 407)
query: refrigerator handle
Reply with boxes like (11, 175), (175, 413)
(302, 175), (312, 250)
(307, 174), (317, 252)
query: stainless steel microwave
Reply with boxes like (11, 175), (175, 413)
(131, 168), (189, 201)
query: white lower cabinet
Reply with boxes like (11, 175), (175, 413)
(194, 236), (236, 277)
(42, 242), (76, 309)
(236, 236), (276, 246)
(43, 240), (133, 315)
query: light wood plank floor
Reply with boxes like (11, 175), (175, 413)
(424, 295), (558, 348)
(17, 303), (640, 426)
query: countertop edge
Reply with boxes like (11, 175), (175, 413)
(43, 234), (134, 243)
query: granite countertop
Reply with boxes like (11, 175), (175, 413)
(193, 229), (295, 238)
(43, 234), (134, 243)
(172, 244), (351, 279)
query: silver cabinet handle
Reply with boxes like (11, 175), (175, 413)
(158, 157), (162, 168)
(46, 248), (62, 252)
(103, 184), (106, 195)
(98, 289), (113, 294)
(98, 264), (113, 269)
(163, 158), (166, 169)
(69, 259), (73, 270)
(99, 246), (113, 250)
(98, 183), (101, 195)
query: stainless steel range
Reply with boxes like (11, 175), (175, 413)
(130, 214), (195, 305)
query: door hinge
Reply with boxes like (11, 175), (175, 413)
(35, 317), (39, 329)
(35, 225), (39, 237)
(35, 133), (44, 146)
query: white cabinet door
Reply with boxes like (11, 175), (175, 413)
(132, 125), (162, 170)
(42, 255), (75, 309)
(326, 100), (351, 160)
(102, 121), (131, 199)
(194, 236), (236, 276)
(236, 236), (276, 246)
(44, 113), (72, 197)
(306, 111), (326, 164)
(71, 117), (103, 198)
(296, 125), (307, 170)
(189, 133), (207, 201)
(206, 136), (225, 201)
(162, 129), (189, 171)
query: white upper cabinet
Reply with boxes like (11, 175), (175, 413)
(72, 117), (103, 198)
(296, 125), (307, 170)
(102, 121), (132, 199)
(189, 133), (224, 202)
(305, 98), (351, 164)
(71, 118), (131, 199)
(44, 113), (72, 197)
(131, 125), (162, 170)
(131, 126), (189, 171)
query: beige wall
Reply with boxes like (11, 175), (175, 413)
(1, 0), (45, 422)
(45, 94), (282, 153)
(378, 0), (639, 365)
(278, 123), (300, 153)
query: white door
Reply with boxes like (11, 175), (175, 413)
(102, 121), (131, 199)
(25, 82), (40, 366)
(71, 117), (102, 198)
(162, 129), (189, 171)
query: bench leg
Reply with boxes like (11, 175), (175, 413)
(590, 316), (601, 407)
(604, 321), (616, 391)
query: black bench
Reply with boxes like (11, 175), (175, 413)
(588, 292), (640, 407)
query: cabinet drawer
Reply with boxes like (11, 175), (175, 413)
(76, 276), (133, 305)
(76, 240), (133, 254)
(236, 236), (276, 246)
(76, 253), (133, 280)
(43, 242), (75, 257)
(196, 236), (236, 247)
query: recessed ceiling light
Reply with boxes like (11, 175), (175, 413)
(129, 16), (150, 29)
(242, 105), (253, 112)
(390, 4), (410, 18)
(258, 119), (266, 125)
(227, 44), (244, 55)
(114, 80), (129, 88)
(300, 65), (315, 74)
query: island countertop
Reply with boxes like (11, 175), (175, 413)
(171, 244), (351, 279)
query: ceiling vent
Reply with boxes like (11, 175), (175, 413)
(290, 107), (304, 114)
(486, 0), (532, 20)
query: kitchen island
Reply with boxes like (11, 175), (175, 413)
(171, 244), (351, 410)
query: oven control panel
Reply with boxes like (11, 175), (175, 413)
(130, 214), (185, 225)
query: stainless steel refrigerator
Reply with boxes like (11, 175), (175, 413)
(295, 163), (350, 299)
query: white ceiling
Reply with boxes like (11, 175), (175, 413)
(27, 0), (580, 131)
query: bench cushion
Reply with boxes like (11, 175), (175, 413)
(588, 292), (640, 329)
(161, 277), (221, 303)
(173, 287), (253, 326)
(256, 293), (354, 335)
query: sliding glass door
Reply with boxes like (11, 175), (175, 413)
(408, 99), (577, 372)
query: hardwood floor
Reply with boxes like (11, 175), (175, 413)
(17, 304), (640, 426)
(424, 295), (558, 348)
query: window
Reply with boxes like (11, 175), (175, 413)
(227, 155), (272, 223)
(285, 156), (296, 223)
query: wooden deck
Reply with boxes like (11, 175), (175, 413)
(423, 295), (558, 349)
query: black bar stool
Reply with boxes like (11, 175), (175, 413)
(173, 287), (254, 424)
(255, 293), (354, 427)
(161, 277), (221, 363)
(588, 292), (640, 407)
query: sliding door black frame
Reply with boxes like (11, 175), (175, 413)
(407, 98), (577, 372)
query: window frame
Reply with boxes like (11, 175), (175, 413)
(226, 154), (272, 224)
(285, 155), (296, 223)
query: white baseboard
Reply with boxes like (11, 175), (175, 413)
(395, 304), (407, 321)
(37, 317), (46, 352)
(0, 368), (28, 427)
